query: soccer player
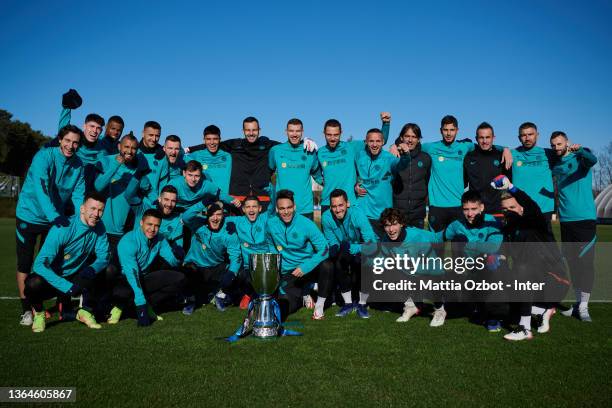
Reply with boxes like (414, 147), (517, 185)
(108, 209), (185, 327)
(168, 160), (241, 209)
(15, 124), (85, 325)
(511, 122), (556, 236)
(185, 125), (232, 197)
(392, 123), (431, 228)
(315, 113), (391, 212)
(98, 115), (125, 155)
(266, 190), (330, 320)
(549, 132), (598, 322)
(181, 203), (243, 313)
(321, 189), (378, 319)
(463, 122), (511, 216)
(24, 192), (110, 332)
(163, 135), (186, 183)
(443, 191), (504, 331)
(492, 175), (570, 340)
(269, 119), (320, 219)
(137, 120), (170, 202)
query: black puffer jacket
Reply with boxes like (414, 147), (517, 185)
(392, 144), (431, 222)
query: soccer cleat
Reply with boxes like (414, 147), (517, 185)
(561, 305), (592, 322)
(356, 304), (370, 319)
(182, 303), (196, 316)
(396, 305), (419, 323)
(76, 309), (102, 329)
(20, 310), (33, 326)
(107, 306), (123, 324)
(239, 295), (251, 310)
(312, 310), (325, 320)
(31, 312), (46, 333)
(430, 308), (447, 327)
(486, 320), (502, 332)
(504, 326), (533, 341)
(335, 302), (356, 317)
(560, 304), (575, 317)
(303, 295), (315, 310)
(536, 308), (556, 334)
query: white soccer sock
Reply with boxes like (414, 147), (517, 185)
(341, 291), (352, 304)
(579, 292), (591, 310)
(434, 304), (445, 312)
(531, 306), (545, 315)
(519, 315), (531, 330)
(404, 298), (416, 308)
(359, 292), (369, 305)
(315, 297), (326, 315)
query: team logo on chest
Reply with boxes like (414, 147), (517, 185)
(64, 254), (71, 260)
(516, 161), (523, 167)
(201, 244), (207, 250)
(493, 159), (500, 166)
(243, 242), (249, 248)
(322, 161), (328, 167)
(417, 161), (423, 168)
(281, 163), (287, 168)
(277, 245), (283, 251)
(203, 164), (208, 170)
(438, 156), (445, 162)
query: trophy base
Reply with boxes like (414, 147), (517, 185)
(253, 326), (279, 339)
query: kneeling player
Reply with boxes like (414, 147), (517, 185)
(25, 192), (109, 332)
(321, 189), (378, 319)
(108, 209), (185, 326)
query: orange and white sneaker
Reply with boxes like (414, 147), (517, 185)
(303, 295), (315, 310)
(312, 310), (325, 320)
(504, 326), (533, 341)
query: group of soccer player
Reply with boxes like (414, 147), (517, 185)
(15, 89), (598, 341)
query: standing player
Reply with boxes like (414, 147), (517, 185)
(185, 125), (232, 197)
(24, 192), (110, 332)
(98, 116), (125, 155)
(163, 135), (186, 183)
(15, 125), (85, 325)
(549, 132), (598, 322)
(137, 121), (170, 202)
(269, 119), (320, 219)
(321, 189), (378, 318)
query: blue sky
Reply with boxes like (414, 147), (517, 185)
(1, 0), (611, 152)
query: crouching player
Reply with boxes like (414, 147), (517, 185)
(181, 202), (242, 313)
(25, 192), (109, 332)
(321, 189), (378, 319)
(266, 190), (330, 320)
(108, 209), (185, 327)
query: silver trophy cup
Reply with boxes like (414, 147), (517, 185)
(249, 253), (281, 338)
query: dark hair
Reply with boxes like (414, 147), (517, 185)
(287, 118), (303, 128)
(366, 128), (383, 138)
(461, 190), (483, 205)
(120, 131), (138, 144)
(324, 119), (342, 132)
(84, 191), (107, 204)
(160, 185), (178, 195)
(243, 195), (261, 205)
(204, 125), (221, 137)
(550, 131), (567, 140)
(85, 113), (105, 127)
(144, 121), (161, 131)
(519, 122), (537, 133)
(184, 160), (203, 173)
(142, 208), (162, 221)
(107, 115), (124, 127)
(330, 189), (348, 202)
(379, 208), (407, 226)
(441, 115), (458, 128)
(243, 116), (260, 127)
(58, 125), (84, 140)
(399, 123), (422, 139)
(276, 189), (295, 203)
(165, 134), (181, 144)
(476, 121), (494, 137)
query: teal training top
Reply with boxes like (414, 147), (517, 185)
(269, 142), (320, 214)
(134, 198), (186, 246)
(16, 146), (85, 225)
(137, 148), (170, 202)
(167, 155), (186, 184)
(184, 220), (242, 275)
(511, 146), (555, 213)
(321, 206), (378, 255)
(167, 177), (234, 210)
(185, 149), (232, 197)
(265, 213), (329, 275)
(118, 227), (180, 307)
(33, 216), (109, 293)
(225, 212), (275, 270)
(444, 214), (503, 257)
(374, 227), (444, 276)
(551, 148), (598, 222)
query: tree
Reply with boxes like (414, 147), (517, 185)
(0, 110), (51, 177)
(594, 141), (612, 196)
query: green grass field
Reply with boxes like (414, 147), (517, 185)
(0, 218), (611, 407)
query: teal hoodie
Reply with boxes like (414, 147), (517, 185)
(444, 214), (503, 257)
(185, 149), (232, 197)
(321, 206), (378, 255)
(184, 219), (242, 275)
(511, 146), (555, 213)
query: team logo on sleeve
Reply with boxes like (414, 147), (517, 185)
(201, 244), (207, 250)
(203, 164), (208, 170)
(64, 254), (71, 260)
(281, 163), (287, 168)
(276, 245), (283, 251)
(438, 156), (445, 162)
(243, 242), (249, 248)
(322, 161), (328, 167)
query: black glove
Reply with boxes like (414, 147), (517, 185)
(171, 245), (185, 262)
(136, 304), (152, 327)
(226, 221), (237, 235)
(67, 283), (82, 297)
(340, 241), (351, 255)
(329, 244), (340, 258)
(62, 89), (82, 110)
(79, 266), (96, 280)
(53, 215), (70, 227)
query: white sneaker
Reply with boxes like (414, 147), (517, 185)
(560, 305), (574, 317)
(396, 305), (419, 322)
(303, 295), (315, 310)
(504, 326), (533, 341)
(577, 307), (592, 322)
(19, 310), (33, 326)
(312, 310), (325, 320)
(536, 308), (556, 333)
(430, 308), (447, 327)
